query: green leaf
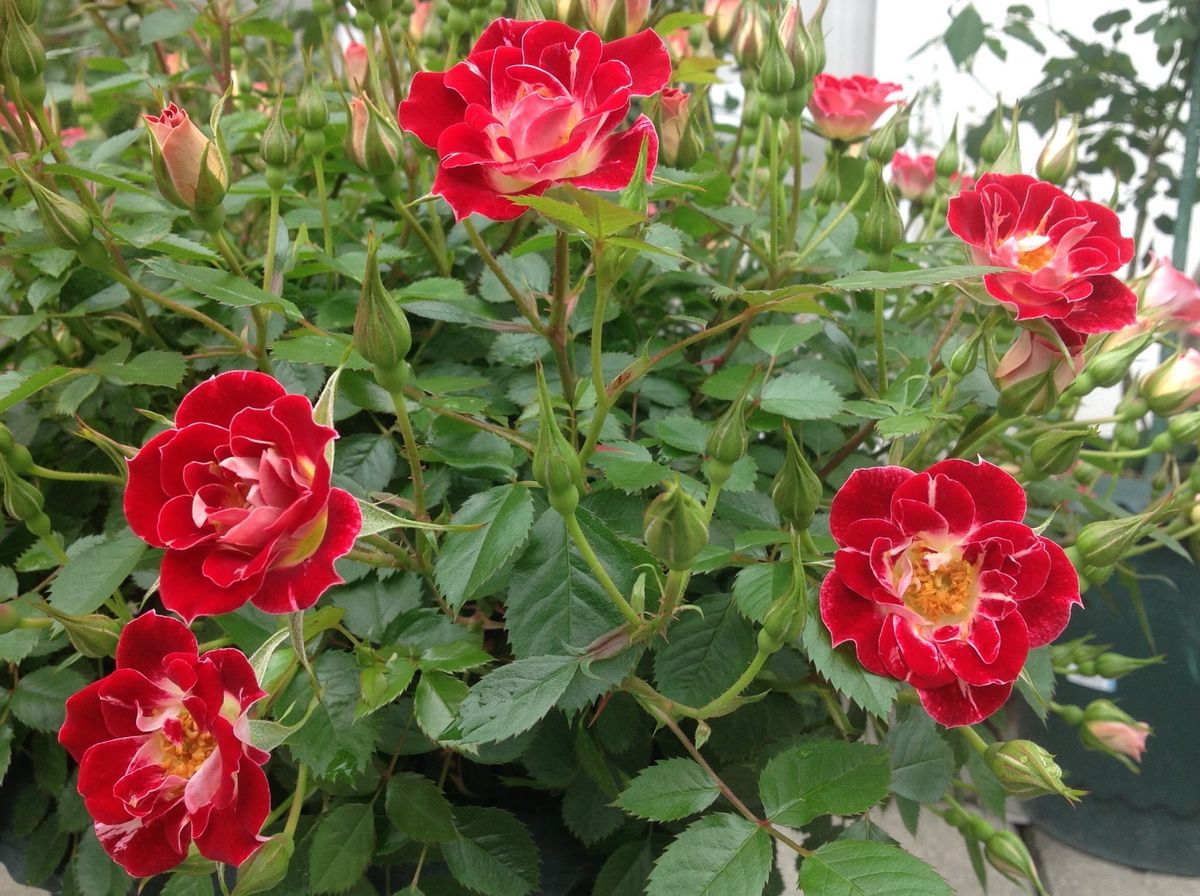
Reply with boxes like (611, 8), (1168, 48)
(279, 651), (380, 779)
(613, 758), (719, 821)
(592, 840), (654, 896)
(590, 441), (670, 493)
(94, 350), (187, 387)
(0, 727), (12, 788)
(749, 322), (822, 357)
(511, 186), (644, 239)
(49, 530), (146, 615)
(145, 257), (302, 319)
(385, 772), (458, 843)
(654, 593), (755, 707)
(943, 4), (987, 67)
(139, 7), (197, 43)
(646, 813), (773, 896)
(1016, 645), (1055, 721)
(759, 742), (890, 826)
(10, 666), (90, 732)
(644, 414), (710, 454)
(160, 874), (215, 896)
(800, 606), (898, 718)
(74, 827), (131, 896)
(884, 708), (955, 802)
(441, 806), (540, 896)
(435, 484), (535, 612)
(456, 654), (577, 744)
(759, 373), (845, 421)
(308, 803), (376, 895)
(415, 669), (470, 742)
(0, 366), (74, 414)
(334, 433), (396, 493)
(732, 563), (792, 622)
(799, 841), (953, 896)
(824, 265), (1006, 291)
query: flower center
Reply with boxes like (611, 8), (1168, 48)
(902, 548), (977, 624)
(159, 710), (216, 779)
(1015, 233), (1054, 272)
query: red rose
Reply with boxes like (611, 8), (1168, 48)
(397, 18), (671, 221)
(947, 173), (1137, 336)
(890, 150), (936, 201)
(818, 459), (1081, 727)
(808, 73), (902, 141)
(58, 613), (270, 877)
(124, 371), (361, 621)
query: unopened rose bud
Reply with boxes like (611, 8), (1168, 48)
(1036, 113), (1079, 186)
(409, 1), (436, 40)
(866, 107), (908, 165)
(991, 104), (1022, 175)
(657, 89), (700, 169)
(985, 830), (1046, 892)
(344, 42), (369, 93)
(994, 330), (1084, 417)
(1075, 514), (1148, 569)
(984, 740), (1084, 802)
(757, 569), (807, 653)
(582, 0), (648, 39)
(145, 103), (228, 213)
(5, 14), (45, 82)
(935, 118), (961, 181)
(1143, 349), (1200, 416)
(62, 613), (121, 658)
(1080, 699), (1151, 769)
(22, 176), (104, 264)
(979, 98), (1009, 165)
(3, 473), (44, 523)
(757, 19), (795, 102)
(260, 101), (293, 173)
(705, 0), (740, 45)
(1086, 329), (1153, 388)
(533, 366), (582, 516)
(644, 480), (708, 571)
(771, 425), (822, 529)
(705, 391), (749, 488)
(14, 0), (41, 23)
(354, 238), (412, 390)
(805, 0), (827, 76)
(1093, 651), (1161, 679)
(346, 96), (400, 178)
(813, 146), (841, 203)
(947, 336), (980, 379)
(298, 82), (328, 132)
(1030, 427), (1093, 476)
(0, 603), (19, 635)
(777, 2), (810, 85)
(733, 3), (768, 72)
(232, 833), (294, 896)
(860, 164), (903, 257)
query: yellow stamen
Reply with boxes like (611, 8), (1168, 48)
(159, 710), (216, 779)
(903, 549), (977, 624)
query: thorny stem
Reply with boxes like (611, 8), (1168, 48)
(564, 510), (640, 626)
(390, 388), (427, 520)
(28, 465), (123, 485)
(462, 218), (542, 332)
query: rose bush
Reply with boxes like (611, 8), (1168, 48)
(0, 1), (1189, 894)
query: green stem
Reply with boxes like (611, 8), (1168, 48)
(377, 16), (405, 106)
(951, 413), (1009, 459)
(960, 725), (990, 755)
(794, 176), (871, 266)
(787, 123), (804, 243)
(263, 189), (281, 293)
(28, 464), (123, 485)
(311, 154), (335, 264)
(546, 229), (577, 411)
(768, 118), (781, 271)
(282, 764), (308, 838)
(564, 510), (640, 626)
(874, 288), (887, 393)
(386, 191), (449, 276)
(390, 388), (427, 519)
(107, 267), (251, 356)
(695, 647), (771, 717)
(1080, 446), (1155, 460)
(462, 218), (542, 331)
(213, 229), (248, 279)
(587, 240), (610, 432)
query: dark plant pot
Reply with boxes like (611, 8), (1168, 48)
(1019, 545), (1200, 876)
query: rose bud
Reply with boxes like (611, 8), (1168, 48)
(757, 18), (795, 105)
(949, 175), (1137, 336)
(979, 99), (1009, 164)
(409, 1), (435, 42)
(123, 371), (362, 621)
(144, 103), (228, 213)
(807, 73), (902, 142)
(1030, 427), (1093, 476)
(20, 174), (105, 266)
(935, 118), (960, 181)
(985, 830), (1047, 892)
(1075, 513), (1149, 568)
(344, 41), (369, 92)
(1143, 348), (1200, 415)
(346, 96), (400, 178)
(866, 103), (908, 164)
(657, 88), (700, 169)
(5, 13), (45, 83)
(861, 163), (903, 258)
(533, 365), (583, 516)
(1093, 650), (1162, 679)
(1142, 253), (1200, 331)
(354, 236), (413, 391)
(1036, 113), (1079, 186)
(984, 740), (1084, 801)
(705, 387), (749, 485)
(733, 2), (768, 71)
(819, 459), (1081, 727)
(705, 0), (740, 45)
(1079, 699), (1151, 769)
(771, 424), (821, 529)
(665, 28), (693, 62)
(398, 18), (669, 221)
(582, 0), (649, 40)
(58, 613), (271, 877)
(233, 833), (295, 896)
(994, 329), (1085, 416)
(891, 151), (936, 202)
(644, 480), (708, 572)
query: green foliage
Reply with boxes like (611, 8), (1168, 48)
(759, 742), (891, 826)
(800, 841), (954, 896)
(308, 803), (376, 895)
(440, 807), (540, 896)
(646, 814), (773, 896)
(613, 757), (719, 821)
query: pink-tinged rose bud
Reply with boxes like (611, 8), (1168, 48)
(582, 0), (649, 38)
(705, 0), (740, 44)
(890, 150), (935, 201)
(1086, 720), (1150, 763)
(1143, 254), (1200, 329)
(144, 103), (228, 212)
(60, 126), (86, 148)
(666, 28), (692, 62)
(995, 328), (1085, 415)
(733, 3), (767, 69)
(658, 88), (692, 167)
(344, 42), (368, 93)
(808, 73), (902, 141)
(1143, 348), (1200, 416)
(409, 1), (433, 42)
(162, 52), (182, 77)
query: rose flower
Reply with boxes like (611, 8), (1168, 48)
(808, 74), (902, 141)
(58, 613), (270, 877)
(124, 371), (362, 621)
(397, 18), (671, 221)
(819, 459), (1081, 727)
(947, 173), (1136, 337)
